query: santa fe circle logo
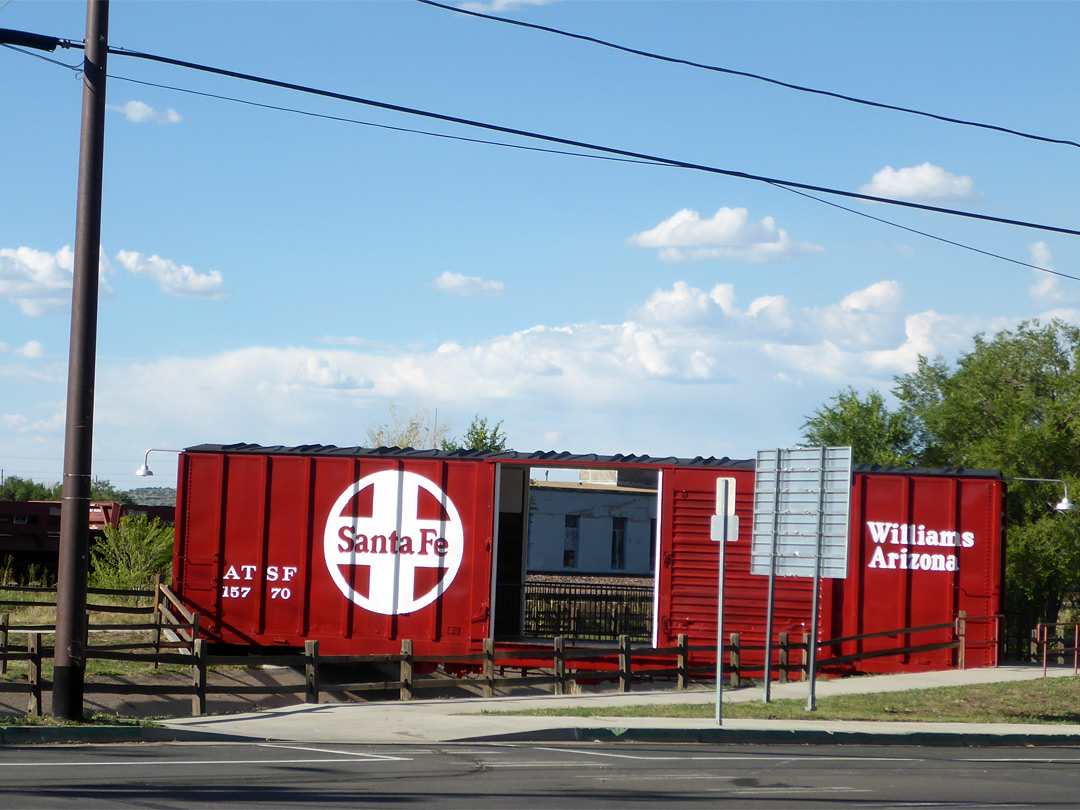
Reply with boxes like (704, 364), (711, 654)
(323, 470), (464, 615)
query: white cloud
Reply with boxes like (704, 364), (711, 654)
(1, 414), (28, 431)
(14, 341), (45, 359)
(0, 246), (75, 316)
(0, 245), (114, 316)
(1, 411), (63, 434)
(1028, 242), (1077, 306)
(628, 207), (823, 263)
(89, 278), (988, 462)
(635, 279), (906, 350)
(295, 354), (371, 390)
(636, 281), (719, 325)
(860, 163), (979, 202)
(433, 271), (505, 296)
(107, 100), (182, 124)
(459, 0), (555, 12)
(115, 250), (226, 299)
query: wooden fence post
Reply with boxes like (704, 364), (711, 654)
(729, 633), (740, 688)
(554, 636), (566, 696)
(801, 633), (810, 682)
(152, 612), (163, 670)
(305, 640), (320, 704)
(779, 633), (789, 684)
(619, 634), (631, 693)
(0, 613), (7, 676)
(152, 574), (162, 667)
(482, 637), (495, 698)
(677, 633), (688, 689)
(191, 638), (207, 717)
(399, 639), (414, 701)
(27, 632), (41, 718)
(191, 612), (201, 648)
(956, 610), (967, 670)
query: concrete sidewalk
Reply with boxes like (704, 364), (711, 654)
(151, 664), (1080, 747)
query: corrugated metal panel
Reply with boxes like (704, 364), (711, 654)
(819, 474), (1004, 672)
(659, 467), (813, 666)
(173, 448), (497, 655)
(174, 444), (1004, 674)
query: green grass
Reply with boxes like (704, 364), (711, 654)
(484, 678), (1080, 725)
(0, 712), (155, 728)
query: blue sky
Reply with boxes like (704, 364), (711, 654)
(2, 0), (1078, 492)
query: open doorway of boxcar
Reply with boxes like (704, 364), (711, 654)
(491, 464), (659, 643)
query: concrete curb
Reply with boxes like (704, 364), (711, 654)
(459, 726), (1080, 748)
(6, 722), (1080, 748)
(0, 725), (249, 746)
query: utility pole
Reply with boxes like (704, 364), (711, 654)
(53, 0), (109, 721)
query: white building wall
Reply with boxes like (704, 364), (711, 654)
(526, 484), (657, 576)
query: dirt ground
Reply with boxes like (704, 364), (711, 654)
(0, 663), (565, 721)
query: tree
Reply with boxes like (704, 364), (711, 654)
(894, 321), (1080, 475)
(443, 415), (508, 452)
(89, 480), (136, 505)
(366, 404), (452, 450)
(0, 475), (59, 501)
(891, 320), (1080, 630)
(806, 320), (1080, 632)
(800, 387), (916, 466)
(0, 475), (133, 504)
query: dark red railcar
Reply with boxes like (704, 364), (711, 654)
(172, 444), (1003, 670)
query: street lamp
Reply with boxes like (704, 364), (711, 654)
(1007, 477), (1076, 513)
(135, 448), (182, 478)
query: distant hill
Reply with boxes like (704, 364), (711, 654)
(127, 487), (176, 507)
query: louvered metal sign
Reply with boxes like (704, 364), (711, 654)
(751, 446), (853, 579)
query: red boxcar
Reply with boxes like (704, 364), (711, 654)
(172, 444), (1004, 670)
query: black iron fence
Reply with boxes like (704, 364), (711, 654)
(498, 581), (653, 642)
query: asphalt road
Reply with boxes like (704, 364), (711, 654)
(2, 741), (1079, 809)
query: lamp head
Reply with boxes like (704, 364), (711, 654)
(1054, 495), (1076, 512)
(135, 464), (153, 477)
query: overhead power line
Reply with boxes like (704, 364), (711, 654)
(109, 72), (1077, 283)
(414, 0), (1080, 151)
(89, 43), (1080, 239)
(111, 73), (669, 167)
(2, 26), (1076, 279)
(4, 26), (1078, 237)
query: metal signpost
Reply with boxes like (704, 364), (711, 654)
(710, 477), (739, 725)
(751, 447), (852, 709)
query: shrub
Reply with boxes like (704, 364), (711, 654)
(90, 515), (173, 591)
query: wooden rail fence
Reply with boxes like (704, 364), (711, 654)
(1035, 621), (1080, 676)
(0, 581), (991, 718)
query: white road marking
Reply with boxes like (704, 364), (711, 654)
(258, 744), (411, 761)
(957, 757), (1080, 764)
(478, 761), (606, 768)
(572, 774), (744, 780)
(0, 757), (401, 768)
(536, 746), (920, 763)
(709, 786), (872, 794)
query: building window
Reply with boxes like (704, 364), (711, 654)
(563, 514), (579, 568)
(611, 516), (626, 570)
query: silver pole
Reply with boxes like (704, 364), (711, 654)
(806, 447), (828, 711)
(762, 448), (782, 703)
